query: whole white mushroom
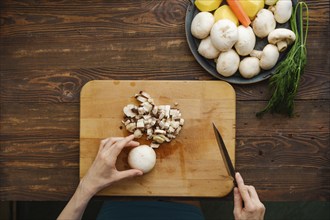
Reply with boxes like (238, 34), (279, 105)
(250, 44), (279, 70)
(216, 49), (240, 77)
(128, 145), (156, 173)
(270, 0), (292, 24)
(268, 28), (296, 52)
(191, 12), (215, 39)
(239, 57), (260, 78)
(198, 36), (220, 59)
(210, 19), (238, 51)
(234, 25), (256, 56)
(252, 9), (276, 38)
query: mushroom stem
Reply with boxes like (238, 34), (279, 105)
(277, 41), (288, 52)
(269, 5), (275, 12)
(250, 50), (262, 59)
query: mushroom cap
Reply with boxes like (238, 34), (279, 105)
(272, 0), (292, 24)
(259, 44), (279, 70)
(128, 145), (156, 174)
(198, 36), (220, 59)
(216, 49), (240, 77)
(239, 57), (260, 78)
(268, 28), (296, 45)
(210, 19), (238, 51)
(234, 25), (256, 56)
(191, 12), (215, 39)
(252, 9), (276, 38)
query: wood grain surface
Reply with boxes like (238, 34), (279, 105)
(0, 0), (329, 201)
(80, 80), (236, 197)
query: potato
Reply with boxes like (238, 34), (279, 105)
(238, 0), (264, 20)
(195, 0), (222, 12)
(213, 5), (239, 26)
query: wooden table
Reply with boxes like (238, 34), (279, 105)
(0, 0), (329, 201)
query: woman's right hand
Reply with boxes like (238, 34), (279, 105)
(233, 172), (265, 220)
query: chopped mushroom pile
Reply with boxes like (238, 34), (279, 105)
(122, 91), (184, 149)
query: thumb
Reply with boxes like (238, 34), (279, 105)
(233, 187), (242, 214)
(117, 169), (143, 180)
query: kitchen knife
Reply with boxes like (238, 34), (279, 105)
(212, 122), (237, 187)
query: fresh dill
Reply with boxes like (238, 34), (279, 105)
(256, 1), (309, 117)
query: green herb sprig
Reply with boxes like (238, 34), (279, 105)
(257, 1), (309, 117)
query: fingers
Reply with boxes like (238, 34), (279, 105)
(247, 185), (261, 202)
(106, 135), (137, 158)
(236, 172), (253, 208)
(103, 137), (125, 149)
(101, 135), (139, 150)
(99, 137), (123, 152)
(233, 187), (242, 215)
(117, 169), (143, 181)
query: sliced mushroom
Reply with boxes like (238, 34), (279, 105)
(126, 123), (136, 133)
(142, 102), (153, 112)
(150, 142), (160, 149)
(140, 91), (151, 99)
(123, 91), (184, 148)
(123, 104), (137, 118)
(153, 135), (165, 144)
(136, 119), (144, 128)
(155, 129), (166, 135)
(134, 129), (143, 138)
(122, 119), (131, 126)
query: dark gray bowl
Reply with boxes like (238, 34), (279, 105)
(185, 0), (296, 84)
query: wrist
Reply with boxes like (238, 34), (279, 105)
(77, 178), (98, 200)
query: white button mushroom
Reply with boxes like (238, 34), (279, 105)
(250, 44), (279, 70)
(191, 12), (215, 39)
(252, 9), (276, 38)
(210, 19), (238, 51)
(268, 28), (296, 52)
(216, 49), (240, 77)
(269, 0), (292, 24)
(239, 57), (261, 78)
(198, 36), (220, 59)
(128, 145), (156, 174)
(234, 25), (256, 56)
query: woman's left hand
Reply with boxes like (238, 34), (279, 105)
(81, 135), (143, 196)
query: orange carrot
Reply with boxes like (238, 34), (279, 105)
(226, 0), (251, 27)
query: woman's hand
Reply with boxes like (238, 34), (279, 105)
(81, 135), (143, 196)
(58, 135), (143, 220)
(233, 172), (265, 220)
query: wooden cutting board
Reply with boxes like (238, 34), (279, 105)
(80, 80), (236, 197)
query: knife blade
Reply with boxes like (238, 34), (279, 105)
(212, 122), (237, 187)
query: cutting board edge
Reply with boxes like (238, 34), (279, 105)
(80, 80), (236, 100)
